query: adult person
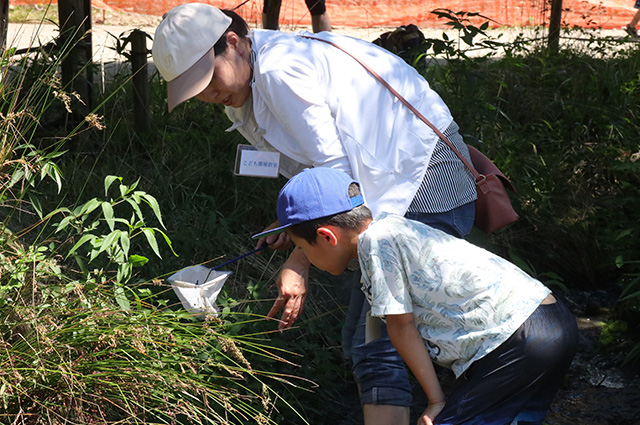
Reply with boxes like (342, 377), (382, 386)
(263, 0), (331, 33)
(625, 0), (640, 38)
(152, 4), (477, 424)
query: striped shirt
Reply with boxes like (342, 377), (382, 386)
(407, 121), (477, 214)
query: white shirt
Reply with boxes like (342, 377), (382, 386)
(226, 30), (456, 217)
(358, 213), (551, 377)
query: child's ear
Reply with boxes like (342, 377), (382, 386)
(316, 226), (338, 246)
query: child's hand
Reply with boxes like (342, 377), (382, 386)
(417, 401), (445, 425)
(265, 231), (292, 250)
(255, 221), (293, 251)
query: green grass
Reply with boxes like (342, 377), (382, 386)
(8, 4), (59, 24)
(7, 4), (122, 25)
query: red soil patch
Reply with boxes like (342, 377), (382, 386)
(12, 0), (637, 29)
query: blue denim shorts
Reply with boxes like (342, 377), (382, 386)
(341, 201), (476, 406)
(344, 284), (411, 406)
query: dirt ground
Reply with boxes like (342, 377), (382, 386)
(6, 9), (640, 425)
(541, 290), (640, 425)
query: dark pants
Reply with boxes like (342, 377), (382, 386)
(264, 0), (326, 16)
(434, 299), (578, 425)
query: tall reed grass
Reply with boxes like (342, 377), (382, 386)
(1, 17), (313, 425)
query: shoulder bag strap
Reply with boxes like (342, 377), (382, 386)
(299, 34), (482, 181)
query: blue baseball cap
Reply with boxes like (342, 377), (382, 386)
(252, 168), (364, 239)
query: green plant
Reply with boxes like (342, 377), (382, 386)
(1, 20), (311, 425)
(55, 175), (174, 292)
(107, 28), (153, 63)
(0, 277), (309, 424)
(7, 3), (59, 24)
(424, 9), (501, 59)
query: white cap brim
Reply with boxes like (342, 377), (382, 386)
(166, 48), (215, 112)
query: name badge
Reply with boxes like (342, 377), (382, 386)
(234, 144), (280, 178)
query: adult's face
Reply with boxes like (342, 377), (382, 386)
(195, 32), (252, 108)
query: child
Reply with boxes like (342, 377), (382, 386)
(254, 167), (578, 425)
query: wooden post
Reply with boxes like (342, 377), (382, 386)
(548, 0), (563, 52)
(0, 0), (8, 53)
(58, 0), (93, 120)
(130, 29), (150, 133)
(263, 0), (281, 30)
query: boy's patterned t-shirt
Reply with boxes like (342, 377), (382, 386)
(358, 213), (551, 378)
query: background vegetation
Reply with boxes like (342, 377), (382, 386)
(1, 7), (639, 424)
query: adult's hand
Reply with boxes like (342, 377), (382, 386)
(255, 221), (293, 251)
(267, 246), (311, 330)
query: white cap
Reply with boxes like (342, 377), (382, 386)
(152, 3), (232, 112)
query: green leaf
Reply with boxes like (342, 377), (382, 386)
(9, 168), (25, 189)
(119, 182), (129, 199)
(120, 231), (131, 259)
(156, 228), (177, 257)
(67, 234), (97, 257)
(126, 198), (144, 222)
(40, 162), (63, 193)
(117, 262), (132, 283)
(89, 244), (102, 262)
(101, 202), (115, 231)
(104, 175), (121, 196)
(142, 228), (161, 259)
(99, 230), (122, 255)
(140, 192), (165, 228)
(129, 255), (149, 267)
(55, 215), (72, 232)
(124, 178), (140, 195)
(616, 229), (634, 241)
(114, 285), (131, 310)
(73, 255), (88, 273)
(46, 207), (70, 219)
(80, 198), (102, 216)
(620, 290), (640, 302)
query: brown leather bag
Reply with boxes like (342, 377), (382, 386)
(466, 145), (519, 233)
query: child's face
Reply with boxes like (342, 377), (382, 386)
(287, 228), (356, 276)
